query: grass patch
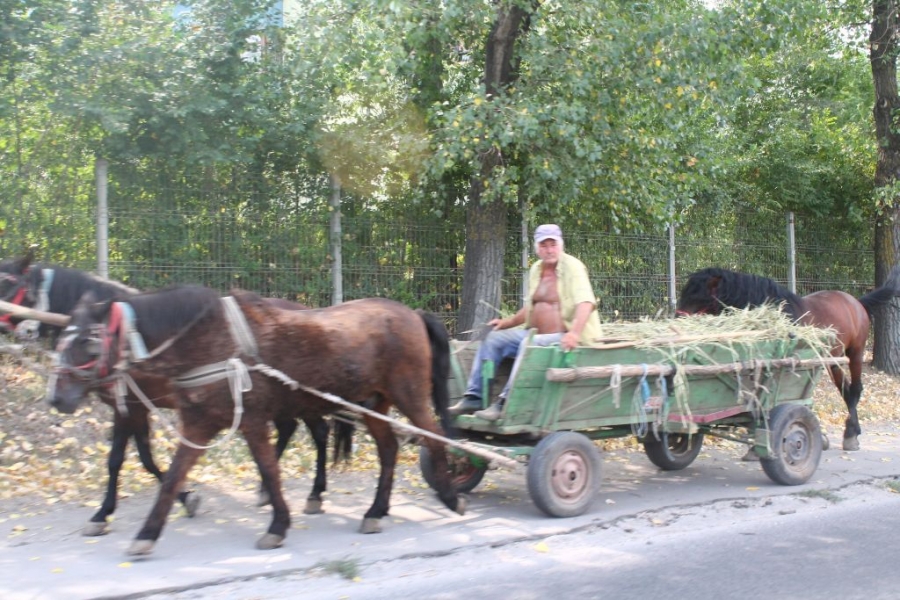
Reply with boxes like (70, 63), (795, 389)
(797, 488), (842, 503)
(315, 557), (361, 580)
(885, 479), (900, 494)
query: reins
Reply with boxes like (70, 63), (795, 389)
(116, 297), (251, 450)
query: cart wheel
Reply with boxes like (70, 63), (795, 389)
(418, 445), (487, 494)
(641, 431), (704, 471)
(526, 432), (602, 518)
(760, 404), (822, 486)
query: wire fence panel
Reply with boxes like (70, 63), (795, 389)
(0, 168), (875, 335)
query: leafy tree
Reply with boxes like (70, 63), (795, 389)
(868, 0), (900, 372)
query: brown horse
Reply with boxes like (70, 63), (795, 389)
(676, 266), (900, 450)
(0, 253), (351, 535)
(47, 285), (463, 555)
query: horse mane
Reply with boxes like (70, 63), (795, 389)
(34, 265), (139, 314)
(688, 267), (804, 319)
(128, 285), (223, 340)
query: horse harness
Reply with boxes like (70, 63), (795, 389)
(0, 268), (53, 336)
(53, 296), (305, 450)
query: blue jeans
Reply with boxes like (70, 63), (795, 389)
(465, 329), (563, 401)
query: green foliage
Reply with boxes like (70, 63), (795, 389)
(0, 0), (883, 325)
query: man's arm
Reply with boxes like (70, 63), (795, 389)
(560, 301), (594, 351)
(492, 306), (526, 330)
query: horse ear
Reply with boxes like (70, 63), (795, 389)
(14, 247), (36, 273)
(77, 291), (112, 321)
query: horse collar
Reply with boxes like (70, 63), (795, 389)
(35, 269), (54, 312)
(114, 301), (149, 361)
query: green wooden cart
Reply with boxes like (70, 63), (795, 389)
(419, 330), (846, 518)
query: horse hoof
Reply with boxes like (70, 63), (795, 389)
(455, 495), (467, 515)
(741, 448), (760, 462)
(843, 437), (860, 451)
(821, 433), (831, 451)
(303, 499), (324, 515)
(255, 533), (284, 550)
(184, 491), (201, 517)
(359, 518), (382, 534)
(127, 540), (156, 556)
(256, 490), (271, 507)
(82, 521), (109, 537)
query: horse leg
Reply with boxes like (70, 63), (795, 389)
(243, 420), (291, 550)
(256, 417), (299, 507)
(84, 417), (130, 536)
(302, 417), (329, 515)
(359, 409), (399, 534)
(332, 416), (355, 463)
(128, 418), (218, 556)
(130, 407), (200, 517)
(840, 354), (864, 451)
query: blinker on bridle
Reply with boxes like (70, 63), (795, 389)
(54, 304), (128, 382)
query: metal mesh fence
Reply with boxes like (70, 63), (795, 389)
(0, 167), (875, 335)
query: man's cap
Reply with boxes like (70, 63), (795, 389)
(534, 223), (563, 244)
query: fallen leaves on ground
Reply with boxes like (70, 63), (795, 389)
(2, 349), (900, 512)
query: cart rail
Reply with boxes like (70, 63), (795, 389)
(546, 356), (849, 382)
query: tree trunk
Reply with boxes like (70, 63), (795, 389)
(457, 2), (537, 339)
(870, 0), (900, 373)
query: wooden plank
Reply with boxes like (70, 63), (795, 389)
(0, 299), (70, 327)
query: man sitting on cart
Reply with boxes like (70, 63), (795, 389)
(449, 223), (602, 421)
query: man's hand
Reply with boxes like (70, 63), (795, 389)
(560, 330), (579, 351)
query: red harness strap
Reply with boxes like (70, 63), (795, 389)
(0, 286), (28, 330)
(99, 303), (125, 378)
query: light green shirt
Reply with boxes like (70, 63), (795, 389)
(525, 252), (602, 345)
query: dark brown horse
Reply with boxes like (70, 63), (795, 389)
(676, 266), (900, 450)
(47, 285), (463, 555)
(0, 253), (351, 534)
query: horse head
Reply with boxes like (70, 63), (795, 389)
(675, 268), (725, 316)
(48, 291), (123, 414)
(0, 250), (40, 329)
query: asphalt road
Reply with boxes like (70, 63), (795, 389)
(3, 425), (900, 600)
(143, 482), (900, 600)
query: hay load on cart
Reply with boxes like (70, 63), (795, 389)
(421, 306), (845, 518)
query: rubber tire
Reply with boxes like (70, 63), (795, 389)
(418, 445), (487, 494)
(760, 403), (823, 486)
(642, 431), (705, 471)
(526, 432), (602, 518)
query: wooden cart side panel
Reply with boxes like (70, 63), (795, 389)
(451, 337), (829, 434)
(500, 346), (559, 427)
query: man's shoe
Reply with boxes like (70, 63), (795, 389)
(474, 401), (503, 422)
(448, 395), (482, 416)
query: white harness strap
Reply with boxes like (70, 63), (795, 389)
(16, 268), (54, 339)
(110, 301), (149, 416)
(125, 357), (250, 450)
(222, 295), (258, 358)
(115, 301), (149, 360)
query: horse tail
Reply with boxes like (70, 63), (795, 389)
(331, 416), (355, 463)
(857, 268), (900, 317)
(417, 310), (455, 436)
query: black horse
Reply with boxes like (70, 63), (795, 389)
(676, 266), (900, 451)
(0, 252), (353, 534)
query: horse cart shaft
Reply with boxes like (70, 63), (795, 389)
(422, 325), (844, 518)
